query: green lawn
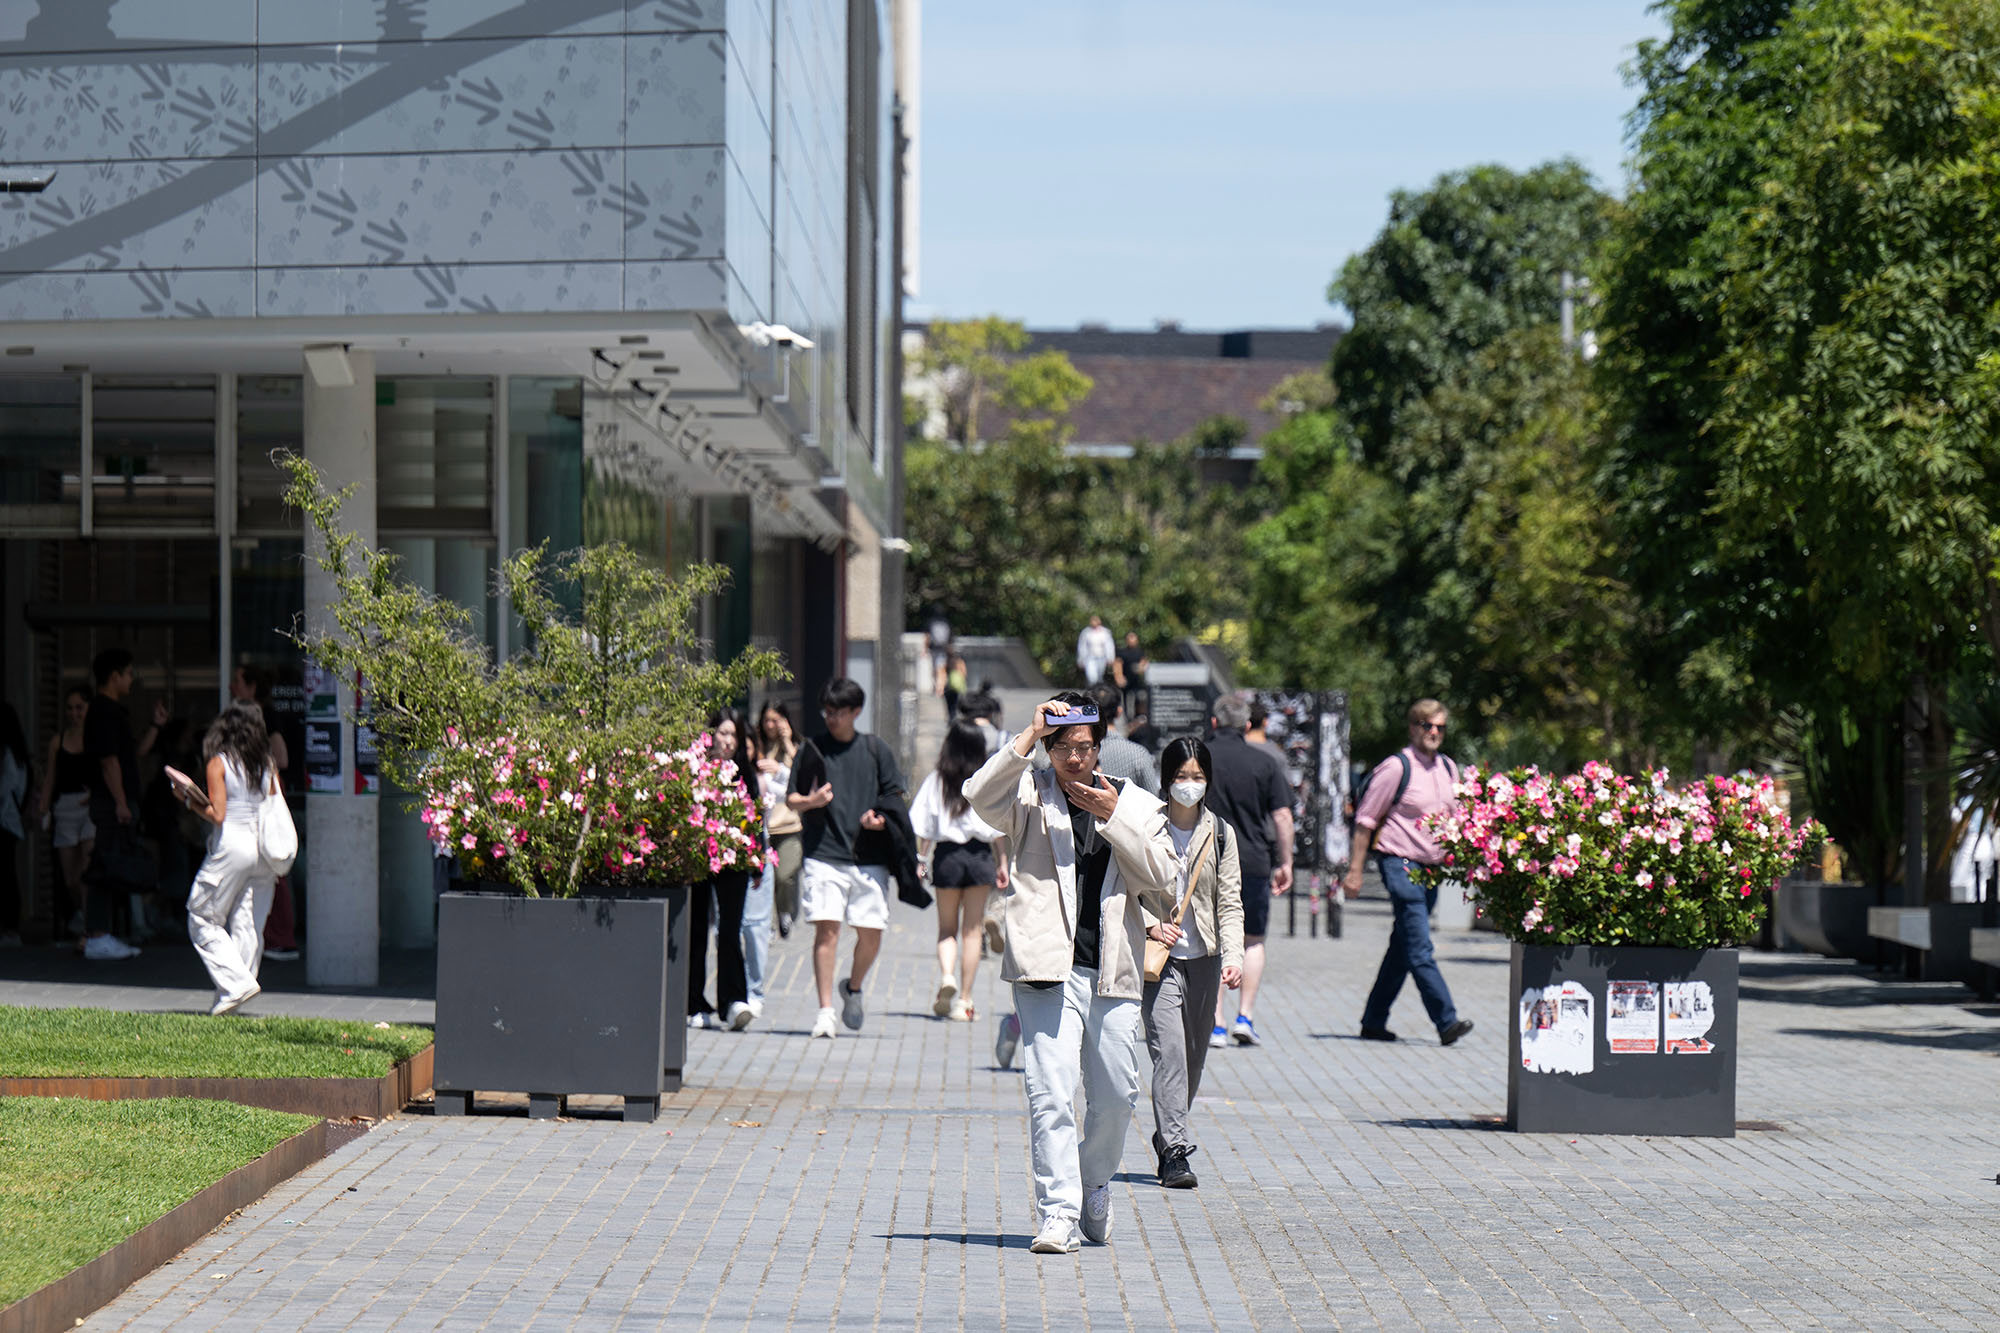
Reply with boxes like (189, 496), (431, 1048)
(0, 1096), (316, 1307)
(0, 1006), (432, 1080)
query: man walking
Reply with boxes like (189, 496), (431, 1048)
(1088, 683), (1158, 798)
(1075, 615), (1115, 686)
(81, 648), (160, 961)
(789, 678), (906, 1040)
(1112, 631), (1148, 720)
(966, 693), (1177, 1254)
(1344, 699), (1474, 1047)
(1203, 693), (1292, 1047)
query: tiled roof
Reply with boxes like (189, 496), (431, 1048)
(1053, 354), (1325, 447)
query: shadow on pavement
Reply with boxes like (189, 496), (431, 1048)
(1369, 1116), (1505, 1131)
(0, 940), (438, 1000)
(881, 1232), (1022, 1249)
(1779, 1026), (2000, 1052)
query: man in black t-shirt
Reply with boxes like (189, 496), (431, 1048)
(80, 648), (161, 960)
(1112, 632), (1149, 721)
(1203, 692), (1293, 1047)
(789, 677), (905, 1039)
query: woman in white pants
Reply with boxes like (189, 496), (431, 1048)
(178, 701), (277, 1015)
(965, 693), (1177, 1255)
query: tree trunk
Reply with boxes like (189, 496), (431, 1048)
(1924, 661), (1954, 905)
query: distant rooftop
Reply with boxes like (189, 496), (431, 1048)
(1022, 323), (1343, 363)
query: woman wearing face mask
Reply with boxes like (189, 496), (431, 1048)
(1140, 736), (1243, 1189)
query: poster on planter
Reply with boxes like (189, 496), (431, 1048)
(1519, 980), (1594, 1074)
(1606, 980), (1660, 1054)
(1663, 981), (1716, 1053)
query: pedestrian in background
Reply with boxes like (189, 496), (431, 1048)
(688, 709), (755, 1032)
(0, 702), (28, 945)
(32, 685), (96, 941)
(1089, 683), (1158, 798)
(179, 700), (280, 1014)
(966, 693), (1177, 1255)
(1075, 614), (1115, 686)
(790, 678), (905, 1040)
(82, 648), (162, 961)
(1112, 631), (1149, 721)
(1346, 699), (1474, 1047)
(912, 719), (1007, 1021)
(943, 650), (968, 721)
(1141, 736), (1243, 1189)
(1203, 692), (1292, 1048)
(757, 702), (803, 938)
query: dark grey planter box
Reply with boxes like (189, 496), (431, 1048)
(433, 888), (690, 1122)
(1775, 878), (1876, 959)
(1507, 943), (1738, 1138)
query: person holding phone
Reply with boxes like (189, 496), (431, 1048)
(964, 690), (1177, 1255)
(176, 700), (280, 1015)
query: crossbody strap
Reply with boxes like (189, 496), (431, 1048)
(1171, 824), (1217, 928)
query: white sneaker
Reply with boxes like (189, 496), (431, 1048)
(932, 973), (958, 1017)
(1080, 1185), (1113, 1244)
(83, 934), (140, 961)
(687, 1012), (720, 1030)
(810, 1007), (839, 1039)
(210, 984), (260, 1017)
(1029, 1217), (1081, 1254)
(994, 1012), (1021, 1069)
(839, 977), (865, 1031)
(745, 997), (765, 1020)
(726, 1001), (754, 1031)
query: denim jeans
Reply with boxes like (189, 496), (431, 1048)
(742, 862), (774, 1004)
(1360, 854), (1459, 1034)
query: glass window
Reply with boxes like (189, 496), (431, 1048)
(377, 378), (493, 535)
(91, 377), (216, 532)
(237, 376), (303, 536)
(0, 375), (81, 533)
(506, 377), (584, 640)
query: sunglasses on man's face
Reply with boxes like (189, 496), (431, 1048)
(1416, 721), (1447, 734)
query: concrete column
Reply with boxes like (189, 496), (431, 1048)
(303, 348), (379, 988)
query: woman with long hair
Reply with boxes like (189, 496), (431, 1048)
(911, 719), (1008, 1020)
(177, 700), (280, 1015)
(756, 701), (804, 937)
(1140, 736), (1244, 1188)
(0, 701), (30, 943)
(688, 708), (757, 1031)
(31, 685), (96, 939)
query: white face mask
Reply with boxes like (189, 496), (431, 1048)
(1170, 780), (1208, 809)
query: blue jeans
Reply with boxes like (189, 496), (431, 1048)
(742, 862), (774, 1005)
(1360, 855), (1459, 1034)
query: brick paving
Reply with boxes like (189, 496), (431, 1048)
(31, 888), (2000, 1331)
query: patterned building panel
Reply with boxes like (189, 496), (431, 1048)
(0, 268), (255, 321)
(0, 160), (256, 273)
(0, 52), (258, 162)
(0, 0), (256, 50)
(626, 0), (728, 34)
(625, 31), (728, 148)
(257, 0), (629, 44)
(623, 147), (726, 263)
(258, 259), (625, 316)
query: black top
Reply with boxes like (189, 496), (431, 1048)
(793, 732), (904, 866)
(1116, 642), (1147, 684)
(83, 695), (138, 807)
(1067, 797), (1115, 971)
(54, 744), (93, 795)
(1204, 729), (1290, 879)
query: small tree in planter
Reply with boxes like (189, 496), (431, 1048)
(280, 453), (784, 1118)
(1424, 762), (1820, 1137)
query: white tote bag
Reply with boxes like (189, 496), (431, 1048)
(258, 767), (298, 876)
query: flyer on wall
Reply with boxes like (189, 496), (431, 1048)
(1664, 980), (1715, 1053)
(1519, 980), (1594, 1075)
(1606, 980), (1660, 1054)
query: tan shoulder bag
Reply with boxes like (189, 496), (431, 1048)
(1144, 826), (1216, 983)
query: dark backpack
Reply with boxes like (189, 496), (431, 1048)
(1352, 751), (1458, 824)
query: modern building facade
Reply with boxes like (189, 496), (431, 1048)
(0, 0), (912, 981)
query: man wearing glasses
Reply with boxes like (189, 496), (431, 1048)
(966, 690), (1177, 1254)
(1345, 699), (1475, 1047)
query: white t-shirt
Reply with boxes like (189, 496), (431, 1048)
(911, 771), (1002, 846)
(1167, 820), (1205, 960)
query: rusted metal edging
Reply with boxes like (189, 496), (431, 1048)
(0, 1119), (328, 1333)
(0, 1044), (433, 1119)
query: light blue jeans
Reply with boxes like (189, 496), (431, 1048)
(742, 861), (774, 1004)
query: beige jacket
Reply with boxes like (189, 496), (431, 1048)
(1141, 810), (1246, 974)
(965, 743), (1178, 999)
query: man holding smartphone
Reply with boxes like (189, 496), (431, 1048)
(965, 691), (1177, 1254)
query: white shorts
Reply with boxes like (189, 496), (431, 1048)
(51, 792), (95, 849)
(800, 858), (891, 930)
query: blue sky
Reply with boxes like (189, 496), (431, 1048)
(912, 1), (1668, 330)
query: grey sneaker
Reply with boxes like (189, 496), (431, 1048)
(994, 1011), (1020, 1069)
(1080, 1185), (1113, 1244)
(1029, 1217), (1081, 1254)
(839, 977), (865, 1031)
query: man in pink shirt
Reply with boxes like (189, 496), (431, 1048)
(1341, 699), (1474, 1046)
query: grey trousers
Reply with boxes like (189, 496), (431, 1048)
(1142, 953), (1224, 1159)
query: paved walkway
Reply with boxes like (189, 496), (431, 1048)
(31, 890), (2000, 1330)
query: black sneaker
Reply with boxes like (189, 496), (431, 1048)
(1359, 1026), (1398, 1042)
(1439, 1019), (1474, 1046)
(1160, 1148), (1198, 1190)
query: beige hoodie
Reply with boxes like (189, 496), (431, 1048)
(965, 743), (1178, 1000)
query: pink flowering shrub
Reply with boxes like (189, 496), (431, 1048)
(420, 731), (769, 894)
(1420, 762), (1821, 949)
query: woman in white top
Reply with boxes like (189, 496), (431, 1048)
(1140, 735), (1244, 1189)
(177, 701), (279, 1015)
(911, 720), (1009, 1020)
